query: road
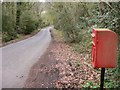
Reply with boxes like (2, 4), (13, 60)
(1, 27), (52, 88)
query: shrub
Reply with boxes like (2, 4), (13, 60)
(2, 12), (17, 42)
(20, 11), (39, 35)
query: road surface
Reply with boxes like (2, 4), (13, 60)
(1, 27), (52, 88)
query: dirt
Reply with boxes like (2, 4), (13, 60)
(24, 41), (59, 88)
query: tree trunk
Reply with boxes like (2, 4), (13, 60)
(15, 2), (22, 33)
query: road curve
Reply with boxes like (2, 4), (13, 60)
(1, 27), (52, 88)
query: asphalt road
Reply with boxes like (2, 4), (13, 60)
(1, 27), (52, 88)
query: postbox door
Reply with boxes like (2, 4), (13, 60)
(91, 29), (97, 67)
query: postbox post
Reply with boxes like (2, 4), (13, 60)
(100, 68), (105, 90)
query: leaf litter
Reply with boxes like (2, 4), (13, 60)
(24, 30), (100, 88)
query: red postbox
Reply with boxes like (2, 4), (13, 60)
(91, 28), (118, 68)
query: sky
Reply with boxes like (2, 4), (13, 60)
(39, 0), (46, 2)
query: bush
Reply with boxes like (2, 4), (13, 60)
(2, 12), (17, 42)
(20, 11), (39, 35)
(117, 39), (120, 74)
